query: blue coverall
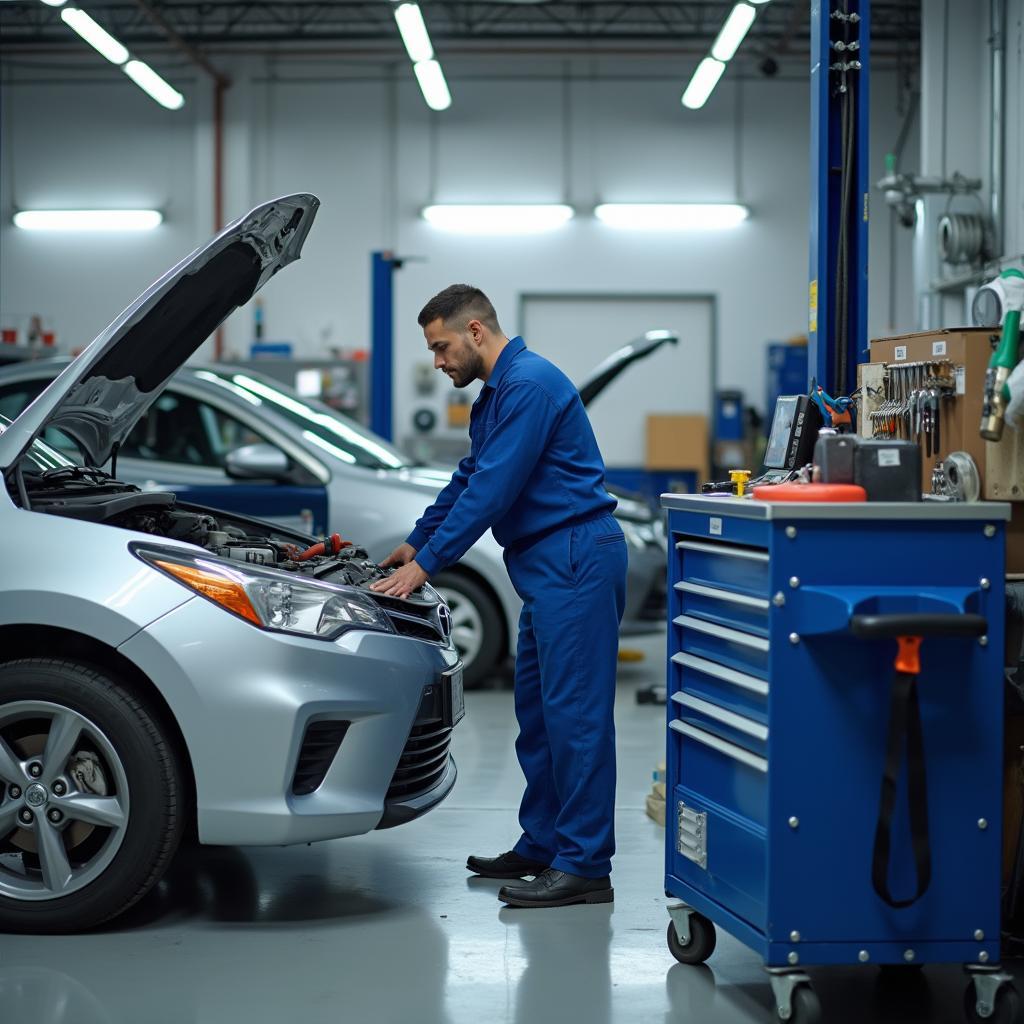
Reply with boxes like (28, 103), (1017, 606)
(408, 337), (628, 878)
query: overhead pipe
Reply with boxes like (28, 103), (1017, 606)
(989, 0), (1005, 259)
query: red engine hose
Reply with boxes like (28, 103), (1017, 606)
(291, 533), (351, 561)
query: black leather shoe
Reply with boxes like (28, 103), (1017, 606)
(498, 868), (613, 908)
(467, 850), (549, 879)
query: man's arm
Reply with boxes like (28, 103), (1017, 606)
(414, 381), (562, 576)
(405, 451), (476, 551)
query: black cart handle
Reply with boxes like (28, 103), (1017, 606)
(850, 613), (987, 639)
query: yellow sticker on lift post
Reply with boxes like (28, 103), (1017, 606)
(809, 280), (818, 333)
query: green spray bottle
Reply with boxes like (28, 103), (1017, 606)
(977, 268), (1024, 441)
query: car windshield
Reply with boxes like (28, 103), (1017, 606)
(0, 414), (79, 472)
(193, 369), (413, 471)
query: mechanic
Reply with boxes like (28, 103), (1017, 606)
(371, 284), (628, 909)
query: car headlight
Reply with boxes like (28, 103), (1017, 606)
(135, 548), (393, 640)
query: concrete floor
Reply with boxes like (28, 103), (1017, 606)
(1, 628), (1021, 1024)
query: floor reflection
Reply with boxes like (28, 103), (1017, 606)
(501, 904), (614, 1024)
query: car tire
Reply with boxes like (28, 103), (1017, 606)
(0, 658), (185, 933)
(433, 572), (504, 690)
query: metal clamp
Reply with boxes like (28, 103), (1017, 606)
(766, 968), (813, 1022)
(677, 800), (708, 869)
(667, 901), (695, 944)
(965, 966), (1015, 1020)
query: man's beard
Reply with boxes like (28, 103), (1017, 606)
(451, 347), (484, 387)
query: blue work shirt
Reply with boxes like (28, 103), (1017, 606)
(408, 336), (617, 576)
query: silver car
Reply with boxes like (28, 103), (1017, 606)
(0, 195), (464, 934)
(0, 341), (671, 690)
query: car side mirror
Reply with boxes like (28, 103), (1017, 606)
(224, 443), (290, 481)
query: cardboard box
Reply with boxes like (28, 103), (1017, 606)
(646, 414), (710, 482)
(645, 792), (666, 828)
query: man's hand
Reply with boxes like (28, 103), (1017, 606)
(378, 542), (418, 569)
(371, 559), (429, 599)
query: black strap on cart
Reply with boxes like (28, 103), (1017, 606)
(851, 613), (988, 909)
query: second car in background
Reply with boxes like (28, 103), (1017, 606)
(0, 347), (668, 686)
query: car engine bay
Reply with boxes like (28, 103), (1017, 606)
(7, 461), (428, 602)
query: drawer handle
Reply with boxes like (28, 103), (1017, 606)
(671, 720), (769, 773)
(672, 692), (769, 741)
(677, 540), (769, 563)
(675, 581), (770, 611)
(675, 615), (770, 652)
(672, 652), (770, 696)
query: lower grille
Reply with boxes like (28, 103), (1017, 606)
(292, 720), (350, 795)
(386, 689), (453, 801)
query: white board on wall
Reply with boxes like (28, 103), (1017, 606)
(518, 294), (714, 467)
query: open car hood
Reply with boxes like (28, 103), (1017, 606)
(575, 329), (679, 407)
(0, 194), (319, 471)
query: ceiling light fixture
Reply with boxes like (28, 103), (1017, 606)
(681, 57), (727, 110)
(711, 3), (757, 63)
(413, 60), (452, 112)
(123, 60), (185, 110)
(394, 3), (434, 63)
(13, 210), (163, 231)
(594, 204), (749, 230)
(39, 0), (68, 7)
(422, 204), (574, 234)
(60, 7), (129, 65)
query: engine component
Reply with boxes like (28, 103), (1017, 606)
(931, 451), (981, 502)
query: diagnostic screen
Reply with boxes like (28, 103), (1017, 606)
(764, 395), (800, 469)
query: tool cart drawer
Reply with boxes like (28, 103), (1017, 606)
(671, 788), (767, 931)
(671, 691), (768, 759)
(673, 614), (770, 679)
(674, 580), (770, 635)
(675, 539), (770, 598)
(670, 718), (767, 826)
(670, 651), (769, 722)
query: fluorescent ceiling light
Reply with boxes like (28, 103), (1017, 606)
(60, 7), (129, 65)
(40, 1), (68, 7)
(413, 60), (451, 112)
(595, 204), (749, 230)
(394, 3), (433, 63)
(123, 60), (185, 110)
(711, 4), (757, 63)
(14, 209), (163, 231)
(422, 204), (574, 234)
(681, 57), (727, 110)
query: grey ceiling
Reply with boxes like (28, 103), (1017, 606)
(0, 1), (920, 60)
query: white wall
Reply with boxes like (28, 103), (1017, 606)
(1, 52), (916, 450)
(918, 0), (1024, 326)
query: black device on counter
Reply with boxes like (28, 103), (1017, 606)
(814, 434), (922, 501)
(700, 394), (825, 494)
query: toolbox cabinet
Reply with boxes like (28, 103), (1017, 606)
(660, 495), (1020, 1024)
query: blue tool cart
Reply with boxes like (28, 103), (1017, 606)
(660, 494), (1019, 1024)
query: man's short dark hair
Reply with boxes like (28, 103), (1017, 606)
(417, 284), (501, 332)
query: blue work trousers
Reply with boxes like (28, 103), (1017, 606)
(505, 514), (628, 878)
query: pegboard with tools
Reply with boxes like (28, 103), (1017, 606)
(867, 359), (958, 457)
(860, 327), (1024, 569)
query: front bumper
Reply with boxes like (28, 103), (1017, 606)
(118, 596), (461, 846)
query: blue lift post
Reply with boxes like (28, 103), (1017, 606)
(371, 250), (398, 441)
(808, 0), (871, 398)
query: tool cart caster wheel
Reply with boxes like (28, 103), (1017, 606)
(666, 914), (717, 964)
(783, 985), (822, 1024)
(964, 980), (1022, 1024)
